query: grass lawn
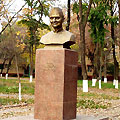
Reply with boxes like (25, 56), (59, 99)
(0, 78), (34, 95)
(0, 79), (119, 95)
(0, 78), (120, 108)
(77, 79), (120, 100)
(77, 79), (120, 89)
(0, 98), (34, 105)
(77, 80), (120, 109)
(0, 78), (35, 105)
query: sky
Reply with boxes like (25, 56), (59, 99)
(0, 0), (68, 31)
(13, 0), (68, 24)
(13, 0), (68, 10)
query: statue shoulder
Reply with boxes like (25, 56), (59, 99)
(40, 31), (53, 44)
(40, 30), (75, 45)
(63, 30), (75, 42)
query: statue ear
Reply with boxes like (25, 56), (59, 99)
(62, 17), (65, 22)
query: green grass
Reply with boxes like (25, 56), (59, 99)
(77, 80), (120, 100)
(0, 79), (34, 94)
(0, 79), (119, 95)
(0, 78), (120, 108)
(77, 99), (110, 109)
(100, 94), (120, 100)
(77, 90), (119, 100)
(77, 80), (120, 89)
(77, 80), (120, 109)
(0, 97), (34, 105)
(0, 78), (34, 105)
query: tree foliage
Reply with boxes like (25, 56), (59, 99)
(88, 1), (109, 45)
(17, 0), (50, 76)
(72, 0), (93, 80)
(0, 25), (26, 75)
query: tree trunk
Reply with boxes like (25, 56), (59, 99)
(118, 0), (120, 80)
(93, 43), (98, 79)
(99, 50), (102, 89)
(104, 52), (107, 78)
(0, 58), (6, 74)
(80, 25), (87, 80)
(29, 46), (31, 76)
(15, 54), (20, 79)
(112, 43), (119, 80)
(66, 0), (71, 31)
(31, 44), (33, 76)
(6, 55), (14, 74)
(29, 44), (33, 82)
(79, 0), (87, 80)
(78, 0), (93, 80)
(99, 46), (102, 81)
(15, 54), (21, 101)
(110, 0), (119, 80)
(92, 42), (104, 82)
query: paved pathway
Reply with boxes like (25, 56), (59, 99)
(1, 114), (110, 120)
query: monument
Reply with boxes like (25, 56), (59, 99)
(40, 7), (75, 48)
(34, 7), (78, 120)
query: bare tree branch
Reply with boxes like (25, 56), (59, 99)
(38, 0), (43, 22)
(0, 2), (27, 35)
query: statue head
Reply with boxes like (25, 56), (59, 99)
(49, 7), (64, 33)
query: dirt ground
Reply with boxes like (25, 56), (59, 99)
(0, 88), (120, 120)
(77, 88), (120, 120)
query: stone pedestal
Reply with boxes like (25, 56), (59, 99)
(34, 48), (78, 120)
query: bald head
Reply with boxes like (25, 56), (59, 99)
(49, 7), (64, 21)
(49, 7), (64, 32)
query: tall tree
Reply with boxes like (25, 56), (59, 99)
(118, 0), (120, 80)
(66, 0), (71, 31)
(119, 0), (120, 39)
(88, 0), (110, 80)
(110, 0), (119, 81)
(78, 0), (93, 80)
(18, 0), (50, 80)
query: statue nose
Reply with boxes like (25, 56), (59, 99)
(53, 18), (56, 21)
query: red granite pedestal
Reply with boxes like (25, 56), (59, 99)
(34, 48), (78, 120)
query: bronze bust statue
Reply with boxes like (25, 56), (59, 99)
(40, 7), (75, 49)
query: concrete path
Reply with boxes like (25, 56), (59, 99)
(1, 114), (109, 120)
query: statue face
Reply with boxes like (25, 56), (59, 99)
(50, 8), (64, 29)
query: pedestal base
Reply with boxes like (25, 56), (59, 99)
(34, 48), (78, 120)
